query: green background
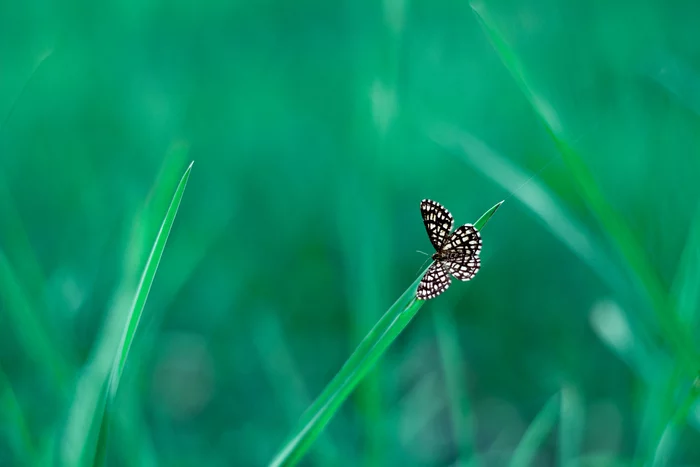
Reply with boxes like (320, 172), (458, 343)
(2, 0), (700, 465)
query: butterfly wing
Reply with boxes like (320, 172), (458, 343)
(420, 199), (454, 252)
(440, 224), (481, 256)
(441, 255), (480, 281)
(416, 262), (452, 300)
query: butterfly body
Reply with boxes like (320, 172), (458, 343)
(416, 199), (482, 300)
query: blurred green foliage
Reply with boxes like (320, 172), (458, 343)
(2, 0), (700, 465)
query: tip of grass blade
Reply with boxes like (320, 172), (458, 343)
(473, 200), (504, 231)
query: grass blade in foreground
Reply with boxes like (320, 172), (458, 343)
(91, 161), (194, 465)
(268, 201), (502, 467)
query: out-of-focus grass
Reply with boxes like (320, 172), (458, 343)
(433, 304), (480, 467)
(0, 365), (36, 465)
(509, 392), (559, 467)
(469, 2), (699, 374)
(4, 1), (700, 465)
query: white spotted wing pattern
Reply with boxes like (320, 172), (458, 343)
(416, 199), (482, 300)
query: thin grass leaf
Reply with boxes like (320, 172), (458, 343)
(670, 202), (700, 326)
(433, 305), (480, 467)
(268, 201), (502, 467)
(559, 386), (584, 467)
(253, 308), (343, 465)
(336, 181), (392, 467)
(469, 3), (699, 372)
(509, 392), (560, 467)
(0, 251), (72, 385)
(0, 364), (37, 465)
(90, 161), (194, 465)
(59, 148), (190, 467)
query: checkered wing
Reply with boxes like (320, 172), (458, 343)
(441, 224), (482, 256)
(417, 262), (451, 300)
(420, 199), (454, 252)
(441, 255), (480, 281)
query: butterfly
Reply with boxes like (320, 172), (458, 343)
(416, 199), (482, 300)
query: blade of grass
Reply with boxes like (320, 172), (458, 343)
(59, 146), (190, 467)
(0, 251), (72, 385)
(0, 364), (38, 465)
(509, 392), (560, 467)
(336, 176), (393, 466)
(559, 385), (584, 467)
(429, 126), (628, 296)
(89, 161), (193, 465)
(268, 201), (502, 467)
(670, 201), (700, 327)
(644, 202), (700, 463)
(253, 307), (344, 464)
(0, 45), (76, 391)
(428, 126), (667, 350)
(433, 305), (481, 467)
(651, 376), (700, 465)
(469, 3), (699, 373)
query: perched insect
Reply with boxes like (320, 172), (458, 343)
(416, 199), (482, 300)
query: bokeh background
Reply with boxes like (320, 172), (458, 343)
(3, 0), (700, 465)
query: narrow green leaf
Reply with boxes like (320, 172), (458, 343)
(469, 3), (699, 372)
(91, 161), (194, 465)
(559, 386), (584, 467)
(0, 252), (72, 385)
(509, 392), (560, 467)
(670, 202), (700, 327)
(0, 364), (37, 465)
(430, 127), (630, 307)
(268, 201), (502, 467)
(433, 306), (480, 466)
(59, 146), (190, 467)
(473, 200), (502, 231)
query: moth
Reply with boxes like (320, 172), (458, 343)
(416, 199), (481, 300)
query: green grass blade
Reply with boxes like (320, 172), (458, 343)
(473, 200), (502, 230)
(0, 364), (38, 465)
(430, 127), (629, 302)
(106, 160), (193, 403)
(0, 251), (73, 386)
(509, 392), (560, 467)
(433, 305), (480, 466)
(559, 386), (584, 467)
(59, 146), (190, 467)
(268, 201), (502, 467)
(469, 4), (699, 372)
(670, 202), (700, 326)
(91, 161), (194, 465)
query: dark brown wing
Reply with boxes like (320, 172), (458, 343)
(416, 262), (452, 300)
(441, 255), (480, 281)
(440, 224), (481, 256)
(420, 199), (454, 252)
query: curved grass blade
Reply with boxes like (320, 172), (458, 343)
(671, 202), (700, 327)
(59, 146), (190, 467)
(433, 305), (480, 467)
(469, 3), (699, 372)
(0, 364), (38, 465)
(268, 201), (502, 467)
(90, 161), (194, 465)
(509, 392), (560, 467)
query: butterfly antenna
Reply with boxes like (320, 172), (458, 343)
(415, 250), (430, 257)
(415, 256), (432, 276)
